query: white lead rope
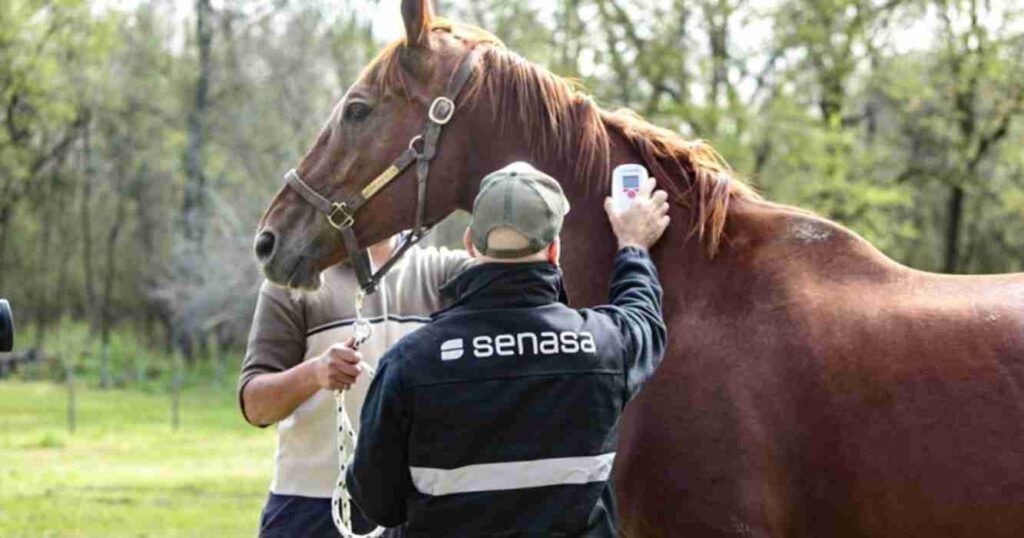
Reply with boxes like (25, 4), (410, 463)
(332, 291), (385, 538)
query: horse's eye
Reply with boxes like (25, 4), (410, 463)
(343, 102), (372, 123)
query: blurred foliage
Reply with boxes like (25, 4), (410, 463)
(11, 319), (238, 391)
(0, 0), (1023, 371)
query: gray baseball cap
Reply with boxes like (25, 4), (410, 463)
(470, 162), (571, 259)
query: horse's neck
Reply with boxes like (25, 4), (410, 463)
(534, 133), (899, 310)
(534, 131), (715, 307)
(459, 110), (894, 308)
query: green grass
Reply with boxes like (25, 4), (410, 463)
(0, 381), (277, 537)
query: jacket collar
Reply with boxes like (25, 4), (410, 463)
(437, 262), (569, 314)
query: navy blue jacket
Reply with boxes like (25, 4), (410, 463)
(347, 247), (667, 537)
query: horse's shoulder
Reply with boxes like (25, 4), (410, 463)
(725, 198), (905, 285)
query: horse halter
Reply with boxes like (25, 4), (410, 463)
(283, 48), (480, 295)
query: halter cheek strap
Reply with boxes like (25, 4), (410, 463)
(283, 48), (479, 295)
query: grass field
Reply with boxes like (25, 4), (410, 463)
(0, 381), (276, 537)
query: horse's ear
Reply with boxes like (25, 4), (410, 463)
(401, 0), (434, 49)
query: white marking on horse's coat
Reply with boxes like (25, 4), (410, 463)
(791, 221), (832, 244)
(730, 515), (756, 536)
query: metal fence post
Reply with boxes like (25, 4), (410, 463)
(67, 351), (80, 434)
(171, 355), (182, 430)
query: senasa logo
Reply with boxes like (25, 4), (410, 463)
(439, 332), (597, 361)
(440, 339), (464, 361)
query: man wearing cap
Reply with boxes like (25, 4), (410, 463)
(347, 162), (671, 536)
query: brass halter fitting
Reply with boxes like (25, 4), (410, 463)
(327, 202), (355, 230)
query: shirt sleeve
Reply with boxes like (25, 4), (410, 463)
(415, 246), (475, 312)
(237, 280), (307, 425)
(442, 247), (475, 282)
(430, 246), (474, 288)
(346, 350), (412, 527)
(591, 247), (668, 400)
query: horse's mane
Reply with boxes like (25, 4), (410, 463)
(360, 20), (760, 256)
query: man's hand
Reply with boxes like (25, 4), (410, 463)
(314, 337), (363, 390)
(604, 177), (671, 251)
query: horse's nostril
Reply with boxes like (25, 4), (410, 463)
(254, 231), (276, 262)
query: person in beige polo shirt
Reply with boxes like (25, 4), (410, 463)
(239, 235), (473, 537)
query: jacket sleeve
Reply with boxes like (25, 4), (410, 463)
(592, 247), (668, 400)
(346, 351), (412, 527)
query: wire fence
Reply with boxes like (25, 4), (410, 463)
(0, 319), (240, 432)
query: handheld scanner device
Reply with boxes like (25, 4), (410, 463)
(611, 164), (650, 213)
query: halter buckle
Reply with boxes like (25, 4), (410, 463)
(428, 97), (456, 125)
(327, 203), (355, 230)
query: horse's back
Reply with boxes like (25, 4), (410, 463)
(616, 205), (1024, 537)
(781, 271), (1024, 536)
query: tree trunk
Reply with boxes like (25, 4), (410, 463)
(132, 162), (159, 347)
(80, 124), (97, 329)
(176, 0), (214, 362)
(56, 179), (75, 324)
(34, 182), (56, 350)
(943, 185), (965, 274)
(704, 0), (732, 136)
(99, 195), (128, 388)
(556, 0), (581, 74)
(0, 205), (11, 292)
(183, 0), (213, 261)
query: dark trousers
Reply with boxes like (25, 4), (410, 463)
(259, 493), (404, 538)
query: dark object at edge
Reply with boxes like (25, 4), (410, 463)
(0, 299), (13, 353)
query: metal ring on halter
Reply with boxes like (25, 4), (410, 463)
(352, 318), (372, 348)
(351, 290), (372, 348)
(409, 135), (425, 154)
(428, 97), (456, 124)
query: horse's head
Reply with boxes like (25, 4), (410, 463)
(255, 0), (497, 289)
(255, 0), (748, 290)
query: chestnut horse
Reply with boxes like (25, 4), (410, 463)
(254, 1), (1024, 536)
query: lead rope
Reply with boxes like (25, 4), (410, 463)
(331, 290), (385, 538)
